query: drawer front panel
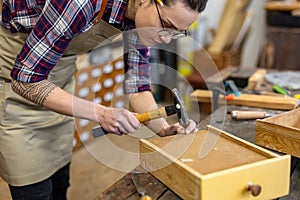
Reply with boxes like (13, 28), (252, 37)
(202, 156), (290, 200)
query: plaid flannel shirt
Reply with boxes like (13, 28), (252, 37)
(1, 0), (151, 93)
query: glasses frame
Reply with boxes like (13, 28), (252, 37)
(154, 0), (187, 39)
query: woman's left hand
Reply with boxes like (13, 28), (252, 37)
(158, 119), (198, 137)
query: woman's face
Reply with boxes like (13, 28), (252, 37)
(135, 0), (199, 46)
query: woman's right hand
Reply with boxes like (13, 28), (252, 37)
(96, 107), (141, 135)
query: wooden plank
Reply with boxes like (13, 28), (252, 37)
(265, 1), (300, 11)
(207, 0), (251, 53)
(191, 89), (299, 110)
(256, 108), (300, 158)
(246, 68), (267, 90)
(231, 11), (253, 52)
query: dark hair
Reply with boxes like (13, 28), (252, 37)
(161, 0), (208, 13)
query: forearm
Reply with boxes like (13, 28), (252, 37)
(11, 79), (140, 135)
(128, 91), (170, 134)
(11, 79), (101, 122)
(128, 91), (198, 136)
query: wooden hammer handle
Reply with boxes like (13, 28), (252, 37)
(135, 107), (167, 123)
(92, 106), (174, 138)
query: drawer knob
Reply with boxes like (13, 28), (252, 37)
(247, 182), (262, 196)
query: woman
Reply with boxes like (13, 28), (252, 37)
(0, 0), (208, 199)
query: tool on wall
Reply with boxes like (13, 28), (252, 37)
(92, 88), (190, 138)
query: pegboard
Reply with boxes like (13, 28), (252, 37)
(73, 57), (125, 151)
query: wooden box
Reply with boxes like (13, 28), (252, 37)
(140, 125), (290, 200)
(256, 108), (300, 158)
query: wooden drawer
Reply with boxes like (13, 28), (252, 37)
(140, 125), (290, 200)
(256, 108), (300, 158)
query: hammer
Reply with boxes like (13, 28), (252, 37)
(91, 88), (190, 138)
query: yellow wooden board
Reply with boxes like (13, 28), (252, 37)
(191, 89), (299, 110)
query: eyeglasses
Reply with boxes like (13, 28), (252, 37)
(154, 0), (187, 39)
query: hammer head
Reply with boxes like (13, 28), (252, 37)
(172, 88), (190, 128)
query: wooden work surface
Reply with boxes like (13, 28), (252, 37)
(96, 104), (300, 200)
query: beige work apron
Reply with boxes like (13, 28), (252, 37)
(0, 20), (120, 186)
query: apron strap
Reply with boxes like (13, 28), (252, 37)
(94, 0), (108, 24)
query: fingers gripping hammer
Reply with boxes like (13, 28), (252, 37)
(91, 88), (190, 138)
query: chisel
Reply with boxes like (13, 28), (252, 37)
(131, 173), (153, 200)
(231, 110), (276, 120)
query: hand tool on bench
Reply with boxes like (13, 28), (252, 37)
(224, 79), (241, 96)
(230, 110), (276, 120)
(272, 84), (291, 96)
(131, 172), (153, 200)
(92, 88), (190, 138)
(212, 87), (235, 112)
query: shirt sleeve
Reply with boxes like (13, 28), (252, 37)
(122, 30), (152, 94)
(10, 0), (97, 83)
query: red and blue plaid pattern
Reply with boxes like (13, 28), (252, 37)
(1, 0), (151, 93)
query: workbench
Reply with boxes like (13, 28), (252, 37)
(95, 104), (300, 200)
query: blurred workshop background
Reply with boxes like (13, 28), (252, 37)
(1, 0), (300, 199)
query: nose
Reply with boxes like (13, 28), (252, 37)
(159, 35), (172, 43)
